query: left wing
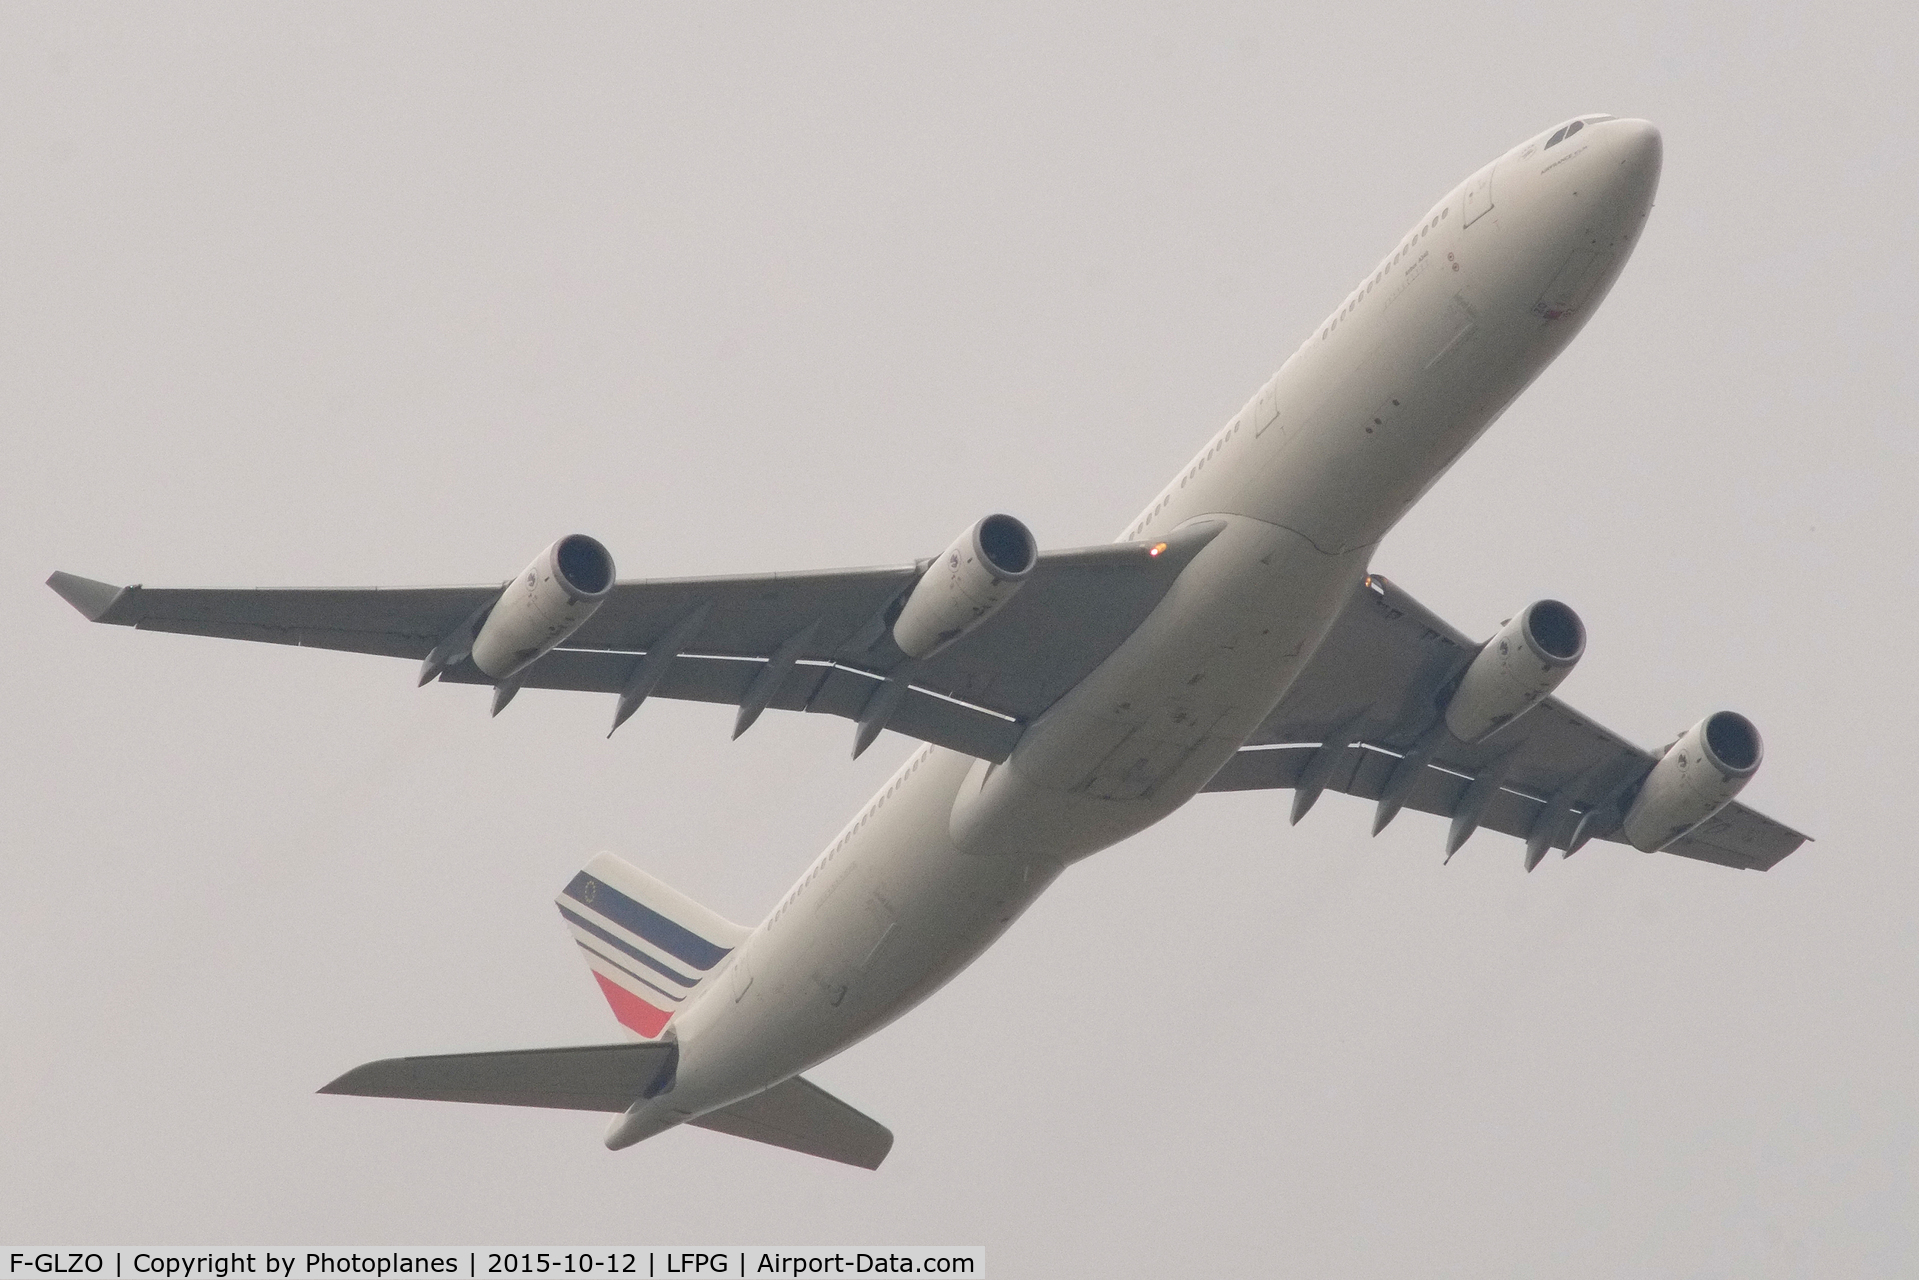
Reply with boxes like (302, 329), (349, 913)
(1204, 574), (1809, 871)
(47, 521), (1223, 763)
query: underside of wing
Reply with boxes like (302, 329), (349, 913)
(438, 649), (1025, 762)
(47, 571), (499, 661)
(48, 518), (1224, 763)
(1205, 574), (1809, 870)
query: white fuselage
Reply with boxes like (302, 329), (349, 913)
(612, 116), (1663, 1148)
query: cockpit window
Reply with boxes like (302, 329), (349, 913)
(1544, 119), (1585, 150)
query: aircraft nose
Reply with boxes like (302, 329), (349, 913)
(1607, 118), (1663, 191)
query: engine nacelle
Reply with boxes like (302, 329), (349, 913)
(470, 534), (616, 680)
(1443, 599), (1585, 743)
(1620, 711), (1763, 851)
(892, 514), (1038, 659)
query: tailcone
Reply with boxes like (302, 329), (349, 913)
(605, 1098), (688, 1151)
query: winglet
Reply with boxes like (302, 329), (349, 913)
(47, 572), (131, 623)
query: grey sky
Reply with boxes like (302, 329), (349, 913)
(4, 4), (1914, 1275)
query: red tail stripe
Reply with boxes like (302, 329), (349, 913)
(593, 972), (672, 1039)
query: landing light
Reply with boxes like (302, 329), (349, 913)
(1149, 542), (1167, 557)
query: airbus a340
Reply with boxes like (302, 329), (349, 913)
(51, 115), (1805, 1169)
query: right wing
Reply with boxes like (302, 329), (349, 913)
(48, 521), (1223, 762)
(1203, 574), (1809, 871)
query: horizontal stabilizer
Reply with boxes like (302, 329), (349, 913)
(319, 1041), (677, 1112)
(689, 1075), (893, 1170)
(320, 1045), (891, 1169)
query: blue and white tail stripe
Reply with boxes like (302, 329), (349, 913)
(559, 871), (733, 973)
(556, 853), (752, 1040)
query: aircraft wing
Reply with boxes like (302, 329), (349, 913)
(1203, 573), (1810, 871)
(47, 521), (1223, 763)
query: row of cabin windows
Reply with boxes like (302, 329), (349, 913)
(1321, 205), (1450, 340)
(770, 744), (930, 925)
(1174, 416), (1242, 492)
(1125, 404), (1253, 539)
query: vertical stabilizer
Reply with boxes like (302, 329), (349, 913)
(555, 853), (751, 1039)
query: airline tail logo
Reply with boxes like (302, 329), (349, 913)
(556, 865), (736, 1039)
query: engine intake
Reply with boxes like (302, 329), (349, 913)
(1620, 711), (1763, 851)
(471, 534), (616, 680)
(892, 514), (1038, 659)
(1443, 599), (1585, 743)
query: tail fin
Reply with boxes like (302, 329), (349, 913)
(323, 854), (890, 1166)
(555, 853), (750, 1039)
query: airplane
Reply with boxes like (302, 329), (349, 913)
(48, 114), (1807, 1170)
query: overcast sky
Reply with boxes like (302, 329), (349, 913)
(5, 4), (1915, 1275)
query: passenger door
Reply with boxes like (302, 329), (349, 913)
(1461, 167), (1495, 227)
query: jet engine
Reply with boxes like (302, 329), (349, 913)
(1443, 599), (1585, 743)
(1620, 711), (1763, 852)
(892, 514), (1038, 659)
(470, 535), (617, 680)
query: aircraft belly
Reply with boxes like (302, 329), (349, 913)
(1196, 155), (1648, 562)
(664, 746), (1060, 1116)
(946, 218), (1591, 860)
(949, 516), (1369, 860)
(1235, 290), (1535, 555)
